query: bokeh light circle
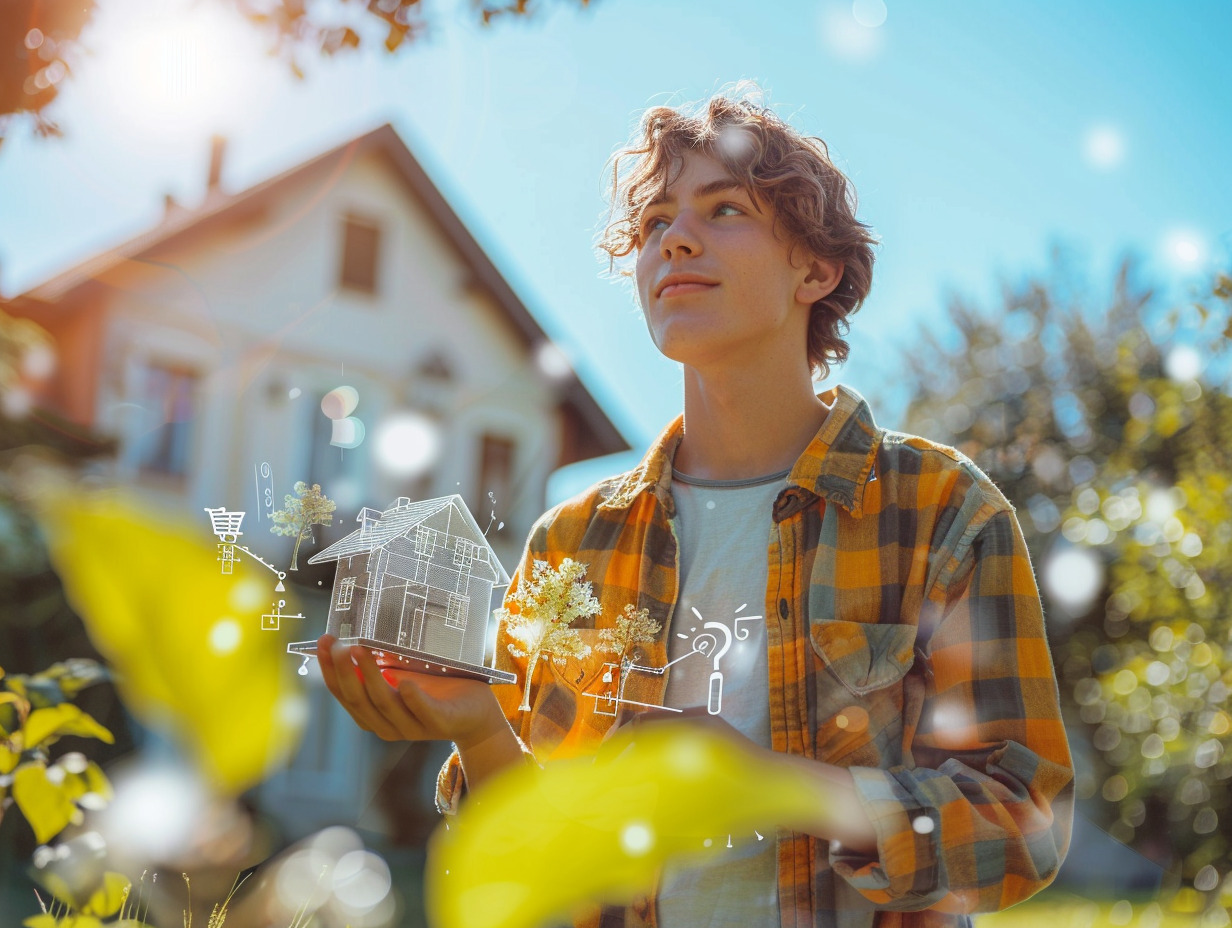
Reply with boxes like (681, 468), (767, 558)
(1041, 546), (1105, 616)
(851, 0), (888, 28)
(209, 618), (243, 654)
(374, 413), (441, 478)
(332, 850), (392, 910)
(321, 386), (360, 420)
(1083, 125), (1125, 169)
(620, 822), (655, 857)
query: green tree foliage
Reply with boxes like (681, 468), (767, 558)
(269, 480), (336, 570)
(0, 0), (591, 146)
(896, 253), (1232, 897)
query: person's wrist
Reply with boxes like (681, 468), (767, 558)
(455, 692), (507, 754)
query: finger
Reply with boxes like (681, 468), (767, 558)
(351, 647), (430, 740)
(330, 644), (401, 739)
(316, 635), (342, 695)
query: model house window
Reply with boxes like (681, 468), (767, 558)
(446, 592), (469, 629)
(336, 577), (356, 610)
(453, 538), (476, 570)
(134, 363), (198, 478)
(477, 433), (515, 520)
(339, 214), (381, 294)
(415, 525), (441, 556)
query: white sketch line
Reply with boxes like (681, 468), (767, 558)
(235, 545), (287, 580)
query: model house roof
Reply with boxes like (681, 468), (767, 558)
(308, 494), (511, 585)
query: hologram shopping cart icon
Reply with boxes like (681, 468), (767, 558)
(287, 495), (515, 685)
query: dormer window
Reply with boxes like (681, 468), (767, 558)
(339, 214), (381, 294)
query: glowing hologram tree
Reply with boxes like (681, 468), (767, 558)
(500, 558), (598, 712)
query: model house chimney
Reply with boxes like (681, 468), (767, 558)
(207, 135), (226, 192)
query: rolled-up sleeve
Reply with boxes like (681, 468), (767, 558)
(434, 517), (552, 816)
(831, 506), (1075, 913)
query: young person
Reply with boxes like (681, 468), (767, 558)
(317, 89), (1074, 928)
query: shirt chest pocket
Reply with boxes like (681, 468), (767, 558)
(807, 616), (917, 767)
(528, 628), (614, 755)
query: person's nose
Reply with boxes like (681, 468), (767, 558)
(659, 210), (702, 260)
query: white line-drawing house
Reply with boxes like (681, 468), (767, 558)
(307, 494), (510, 666)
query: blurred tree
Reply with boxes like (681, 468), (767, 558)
(0, 0), (592, 147)
(896, 252), (1232, 901)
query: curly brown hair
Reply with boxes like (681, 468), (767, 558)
(597, 87), (878, 380)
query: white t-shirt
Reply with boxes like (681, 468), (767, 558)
(656, 466), (789, 928)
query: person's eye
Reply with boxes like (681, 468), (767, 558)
(714, 202), (744, 217)
(640, 215), (669, 237)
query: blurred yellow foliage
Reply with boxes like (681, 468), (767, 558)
(36, 492), (306, 795)
(1, 661), (115, 844)
(426, 722), (824, 928)
(24, 870), (149, 928)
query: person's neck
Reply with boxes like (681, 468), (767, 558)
(674, 361), (832, 481)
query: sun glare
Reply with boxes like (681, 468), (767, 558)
(77, 0), (272, 142)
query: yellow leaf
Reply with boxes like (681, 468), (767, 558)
(61, 761), (112, 805)
(0, 741), (21, 774)
(426, 724), (828, 928)
(0, 690), (23, 734)
(24, 705), (114, 750)
(12, 762), (77, 845)
(81, 872), (131, 918)
(37, 492), (307, 795)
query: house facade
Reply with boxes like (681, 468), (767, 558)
(5, 125), (627, 840)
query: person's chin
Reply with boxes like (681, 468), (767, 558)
(649, 325), (735, 368)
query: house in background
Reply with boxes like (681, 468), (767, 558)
(4, 123), (628, 839)
(295, 494), (514, 681)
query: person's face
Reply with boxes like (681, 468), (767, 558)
(634, 149), (837, 372)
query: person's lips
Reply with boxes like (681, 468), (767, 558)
(656, 273), (719, 298)
(661, 282), (718, 298)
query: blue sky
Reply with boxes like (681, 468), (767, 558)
(2, 0), (1230, 496)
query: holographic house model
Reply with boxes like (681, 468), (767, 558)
(287, 495), (515, 684)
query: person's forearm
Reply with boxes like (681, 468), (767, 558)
(456, 704), (526, 794)
(775, 752), (879, 854)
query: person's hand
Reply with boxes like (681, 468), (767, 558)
(315, 634), (506, 750)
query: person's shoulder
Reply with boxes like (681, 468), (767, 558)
(875, 426), (1014, 515)
(523, 469), (642, 554)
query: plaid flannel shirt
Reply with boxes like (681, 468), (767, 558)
(437, 383), (1074, 928)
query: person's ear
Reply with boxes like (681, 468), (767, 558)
(796, 255), (844, 305)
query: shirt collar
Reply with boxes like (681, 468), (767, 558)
(597, 383), (882, 517)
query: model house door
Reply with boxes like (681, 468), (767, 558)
(399, 588), (428, 650)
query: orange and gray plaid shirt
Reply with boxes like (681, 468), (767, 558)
(437, 383), (1074, 928)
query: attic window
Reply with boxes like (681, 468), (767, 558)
(339, 214), (381, 294)
(415, 524), (441, 556)
(446, 593), (469, 629)
(453, 538), (476, 570)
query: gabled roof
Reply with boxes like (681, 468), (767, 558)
(14, 122), (628, 457)
(308, 494), (511, 586)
